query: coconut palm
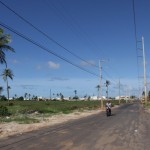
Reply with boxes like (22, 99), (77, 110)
(0, 28), (15, 65)
(24, 93), (28, 100)
(29, 93), (31, 100)
(14, 94), (17, 99)
(57, 93), (59, 97)
(105, 80), (110, 99)
(1, 68), (14, 101)
(96, 85), (100, 99)
(0, 86), (3, 96)
(74, 90), (77, 97)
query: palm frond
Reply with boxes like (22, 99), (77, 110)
(0, 45), (15, 52)
(1, 68), (14, 81)
(0, 50), (6, 64)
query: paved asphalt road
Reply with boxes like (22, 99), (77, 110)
(0, 101), (150, 150)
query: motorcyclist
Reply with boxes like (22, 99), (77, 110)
(106, 100), (112, 116)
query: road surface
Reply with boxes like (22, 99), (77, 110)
(0, 101), (150, 150)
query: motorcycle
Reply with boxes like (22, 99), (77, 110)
(106, 107), (111, 117)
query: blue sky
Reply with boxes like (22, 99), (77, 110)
(0, 0), (149, 98)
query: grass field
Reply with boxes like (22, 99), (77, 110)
(0, 100), (125, 123)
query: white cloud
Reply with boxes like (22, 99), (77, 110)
(48, 61), (60, 69)
(13, 59), (19, 64)
(49, 77), (69, 81)
(80, 60), (96, 67)
(36, 65), (42, 70)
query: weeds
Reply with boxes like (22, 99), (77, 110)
(0, 100), (123, 123)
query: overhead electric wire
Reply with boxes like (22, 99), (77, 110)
(132, 0), (141, 78)
(57, 0), (102, 57)
(132, 0), (138, 43)
(55, 0), (122, 86)
(102, 70), (118, 85)
(0, 0), (99, 69)
(132, 0), (143, 91)
(0, 0), (122, 86)
(0, 21), (99, 77)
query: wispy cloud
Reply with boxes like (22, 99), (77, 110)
(20, 84), (37, 90)
(36, 65), (42, 70)
(80, 60), (96, 67)
(49, 77), (69, 81)
(13, 59), (19, 64)
(48, 61), (60, 69)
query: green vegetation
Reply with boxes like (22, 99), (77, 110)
(144, 102), (150, 109)
(0, 28), (15, 104)
(0, 105), (10, 116)
(0, 100), (124, 124)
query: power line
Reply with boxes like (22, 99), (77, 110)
(102, 70), (118, 85)
(57, 0), (102, 57)
(0, 1), (127, 88)
(132, 0), (143, 97)
(0, 21), (99, 77)
(132, 0), (140, 77)
(132, 0), (138, 42)
(0, 0), (99, 69)
(0, 0), (119, 86)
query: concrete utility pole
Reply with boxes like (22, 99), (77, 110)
(119, 79), (121, 104)
(50, 89), (51, 100)
(99, 60), (106, 110)
(142, 36), (147, 103)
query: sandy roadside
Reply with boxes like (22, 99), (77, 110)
(0, 109), (101, 139)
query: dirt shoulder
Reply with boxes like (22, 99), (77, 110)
(0, 109), (101, 139)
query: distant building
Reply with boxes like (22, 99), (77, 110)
(79, 97), (86, 100)
(91, 96), (98, 100)
(115, 96), (129, 100)
(91, 96), (106, 100)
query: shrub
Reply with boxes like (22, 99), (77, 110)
(0, 105), (10, 116)
(73, 96), (79, 100)
(9, 102), (14, 106)
(17, 96), (24, 101)
(0, 95), (7, 101)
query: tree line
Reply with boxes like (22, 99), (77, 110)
(0, 28), (15, 103)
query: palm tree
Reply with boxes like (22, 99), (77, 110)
(142, 91), (145, 97)
(60, 93), (64, 101)
(0, 28), (15, 65)
(24, 93), (28, 100)
(57, 93), (59, 97)
(53, 93), (55, 99)
(105, 80), (110, 99)
(0, 86), (3, 97)
(1, 68), (14, 101)
(74, 90), (77, 97)
(14, 94), (17, 98)
(28, 93), (31, 100)
(96, 85), (100, 99)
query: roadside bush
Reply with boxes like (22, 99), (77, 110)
(0, 95), (7, 101)
(73, 96), (79, 100)
(17, 96), (24, 101)
(9, 102), (14, 106)
(0, 105), (10, 116)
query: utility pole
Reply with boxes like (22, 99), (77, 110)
(50, 89), (51, 100)
(99, 59), (108, 109)
(142, 36), (147, 103)
(119, 79), (120, 104)
(99, 60), (104, 110)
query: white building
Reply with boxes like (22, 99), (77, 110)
(90, 96), (106, 100)
(115, 96), (129, 100)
